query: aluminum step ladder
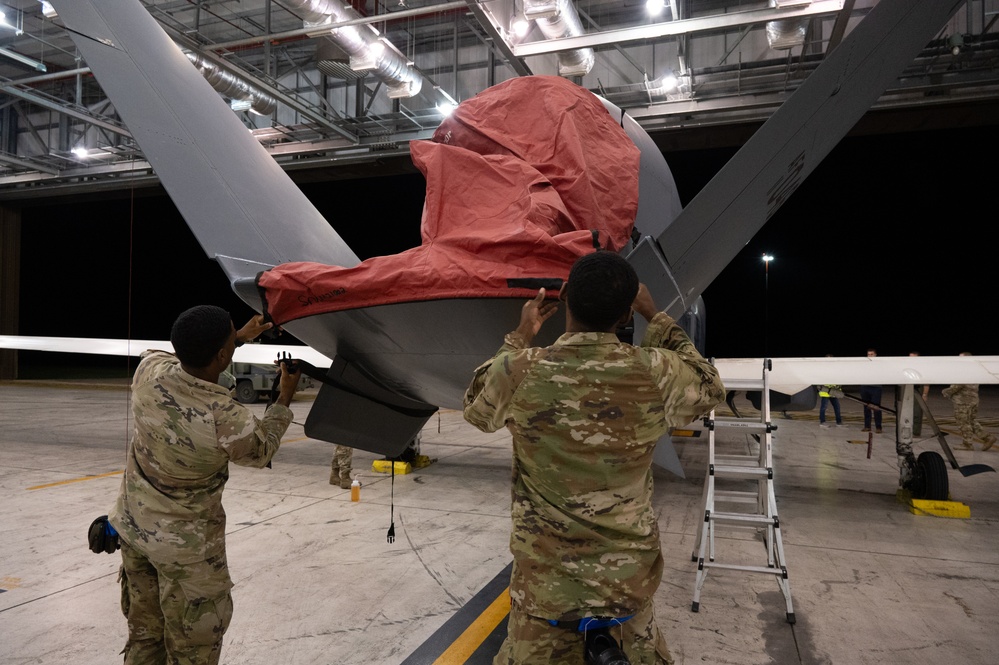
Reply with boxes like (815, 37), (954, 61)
(690, 358), (795, 624)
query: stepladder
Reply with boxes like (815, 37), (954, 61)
(690, 358), (795, 624)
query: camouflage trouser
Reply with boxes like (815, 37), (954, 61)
(118, 540), (234, 665)
(493, 599), (673, 665)
(954, 402), (986, 441)
(331, 445), (353, 481)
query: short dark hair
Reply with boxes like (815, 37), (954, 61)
(566, 251), (639, 331)
(170, 305), (233, 368)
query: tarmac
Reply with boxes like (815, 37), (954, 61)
(1, 378), (998, 664)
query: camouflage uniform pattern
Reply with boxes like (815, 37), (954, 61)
(942, 383), (995, 445)
(330, 444), (354, 488)
(109, 350), (293, 663)
(119, 540), (233, 665)
(463, 312), (724, 663)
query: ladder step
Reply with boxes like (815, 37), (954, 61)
(709, 512), (776, 526)
(701, 561), (787, 576)
(715, 454), (763, 465)
(712, 465), (772, 478)
(715, 491), (759, 504)
(711, 417), (768, 429)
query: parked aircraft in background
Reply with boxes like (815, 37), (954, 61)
(10, 0), (987, 498)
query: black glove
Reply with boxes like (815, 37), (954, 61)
(87, 515), (120, 554)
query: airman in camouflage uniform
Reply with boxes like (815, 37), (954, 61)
(330, 444), (354, 488)
(108, 306), (300, 665)
(464, 252), (725, 665)
(942, 353), (996, 451)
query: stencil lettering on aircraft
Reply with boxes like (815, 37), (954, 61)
(766, 151), (806, 220)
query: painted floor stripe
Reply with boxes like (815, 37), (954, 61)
(28, 470), (123, 491)
(25, 436), (312, 492)
(401, 562), (512, 664)
(432, 586), (510, 664)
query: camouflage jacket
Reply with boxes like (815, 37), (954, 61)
(109, 350), (293, 564)
(463, 312), (725, 620)
(942, 384), (979, 406)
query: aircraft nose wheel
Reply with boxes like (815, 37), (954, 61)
(908, 451), (948, 501)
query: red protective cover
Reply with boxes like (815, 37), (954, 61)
(257, 76), (639, 324)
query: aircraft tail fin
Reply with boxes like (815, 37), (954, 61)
(305, 356), (438, 458)
(49, 0), (359, 289)
(633, 0), (963, 321)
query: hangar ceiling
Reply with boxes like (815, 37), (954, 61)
(0, 0), (995, 201)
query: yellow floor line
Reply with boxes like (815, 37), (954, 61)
(432, 587), (510, 665)
(28, 470), (123, 491)
(26, 436), (310, 491)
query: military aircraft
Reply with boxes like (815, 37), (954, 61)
(5, 0), (993, 498)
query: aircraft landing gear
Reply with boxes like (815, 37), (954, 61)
(907, 451), (949, 501)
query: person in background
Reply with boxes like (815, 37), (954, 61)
(942, 352), (997, 451)
(861, 348), (883, 434)
(818, 355), (844, 428)
(109, 306), (301, 664)
(330, 444), (354, 489)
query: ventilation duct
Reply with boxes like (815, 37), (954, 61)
(524, 0), (595, 78)
(185, 53), (278, 116)
(765, 0), (810, 50)
(285, 0), (422, 98)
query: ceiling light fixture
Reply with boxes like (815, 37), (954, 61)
(0, 47), (46, 72)
(646, 0), (666, 16)
(510, 14), (530, 38)
(949, 33), (964, 56)
(647, 70), (678, 95)
(0, 10), (23, 35)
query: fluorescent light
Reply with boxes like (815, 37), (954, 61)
(39, 2), (57, 19)
(437, 102), (455, 117)
(71, 147), (89, 158)
(646, 0), (666, 16)
(0, 47), (46, 72)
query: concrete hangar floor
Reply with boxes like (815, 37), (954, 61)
(1, 378), (998, 665)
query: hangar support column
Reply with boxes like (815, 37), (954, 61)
(0, 205), (20, 379)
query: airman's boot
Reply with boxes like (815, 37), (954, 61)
(339, 473), (353, 490)
(958, 440), (974, 451)
(330, 464), (340, 485)
(983, 434), (996, 451)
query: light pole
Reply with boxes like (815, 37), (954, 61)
(762, 254), (773, 358)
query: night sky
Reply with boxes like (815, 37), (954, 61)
(16, 122), (997, 373)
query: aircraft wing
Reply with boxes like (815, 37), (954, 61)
(0, 335), (333, 368)
(715, 356), (999, 396)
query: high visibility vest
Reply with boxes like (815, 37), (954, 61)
(819, 384), (840, 398)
